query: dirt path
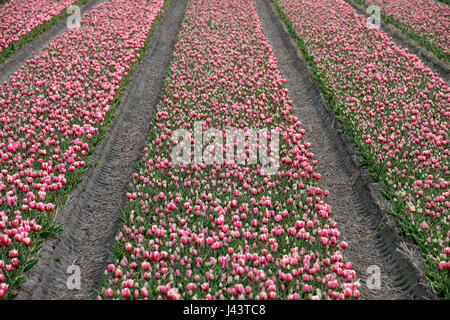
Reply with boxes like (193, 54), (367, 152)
(0, 0), (104, 84)
(254, 0), (436, 299)
(345, 0), (449, 83)
(17, 0), (188, 300)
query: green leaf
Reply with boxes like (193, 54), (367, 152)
(380, 189), (391, 200)
(6, 292), (19, 300)
(24, 258), (39, 272)
(39, 230), (54, 239)
(13, 274), (27, 287)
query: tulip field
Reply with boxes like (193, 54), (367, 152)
(100, 0), (359, 300)
(273, 0), (449, 296)
(0, 0), (448, 301)
(353, 0), (450, 62)
(0, 0), (165, 299)
(0, 0), (89, 62)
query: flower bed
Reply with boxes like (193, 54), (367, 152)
(100, 0), (358, 300)
(0, 0), (166, 299)
(274, 0), (449, 297)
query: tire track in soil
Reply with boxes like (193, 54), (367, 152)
(345, 0), (449, 84)
(254, 0), (436, 299)
(17, 0), (188, 300)
(0, 0), (105, 84)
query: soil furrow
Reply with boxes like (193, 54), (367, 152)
(254, 0), (436, 299)
(344, 0), (449, 83)
(16, 0), (188, 300)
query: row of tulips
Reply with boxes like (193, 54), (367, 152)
(274, 0), (449, 297)
(0, 0), (87, 62)
(353, 0), (450, 62)
(100, 0), (359, 300)
(0, 0), (166, 299)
